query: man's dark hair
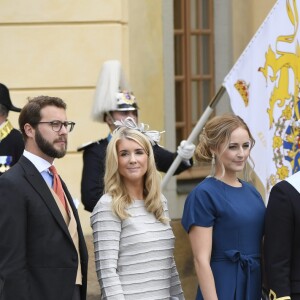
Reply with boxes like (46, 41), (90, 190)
(19, 95), (67, 140)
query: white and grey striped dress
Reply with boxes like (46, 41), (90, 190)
(91, 193), (185, 300)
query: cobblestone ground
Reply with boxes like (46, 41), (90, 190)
(85, 220), (197, 300)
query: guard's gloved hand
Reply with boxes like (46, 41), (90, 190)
(177, 140), (195, 160)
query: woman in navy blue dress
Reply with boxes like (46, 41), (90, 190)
(182, 114), (265, 300)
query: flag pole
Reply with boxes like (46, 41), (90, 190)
(161, 85), (226, 190)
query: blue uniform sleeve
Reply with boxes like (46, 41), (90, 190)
(81, 143), (106, 212)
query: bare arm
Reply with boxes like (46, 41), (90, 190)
(189, 226), (218, 300)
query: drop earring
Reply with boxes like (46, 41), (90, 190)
(210, 153), (216, 176)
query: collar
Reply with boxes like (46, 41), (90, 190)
(23, 150), (52, 173)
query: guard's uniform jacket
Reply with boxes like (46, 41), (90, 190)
(0, 120), (24, 175)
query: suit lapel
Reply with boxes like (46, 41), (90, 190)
(61, 178), (88, 259)
(61, 179), (83, 236)
(19, 156), (72, 241)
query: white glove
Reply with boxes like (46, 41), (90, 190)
(177, 140), (195, 160)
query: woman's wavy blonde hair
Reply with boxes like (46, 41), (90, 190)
(196, 114), (255, 180)
(104, 127), (168, 223)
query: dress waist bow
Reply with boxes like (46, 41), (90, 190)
(211, 249), (261, 300)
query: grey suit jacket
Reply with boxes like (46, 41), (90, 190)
(0, 156), (88, 300)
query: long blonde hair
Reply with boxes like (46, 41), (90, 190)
(196, 114), (255, 180)
(104, 127), (168, 223)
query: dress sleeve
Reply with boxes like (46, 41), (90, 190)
(91, 195), (125, 300)
(264, 181), (294, 299)
(81, 145), (105, 212)
(181, 186), (216, 233)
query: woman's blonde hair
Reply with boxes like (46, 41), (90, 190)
(196, 114), (255, 180)
(104, 127), (168, 223)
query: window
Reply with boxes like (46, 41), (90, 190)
(174, 0), (215, 181)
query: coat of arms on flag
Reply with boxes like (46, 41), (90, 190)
(223, 0), (300, 197)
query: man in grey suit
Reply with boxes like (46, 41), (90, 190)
(0, 96), (88, 300)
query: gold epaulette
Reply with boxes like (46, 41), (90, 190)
(0, 120), (13, 141)
(269, 289), (291, 300)
(77, 140), (100, 152)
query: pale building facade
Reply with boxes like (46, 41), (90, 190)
(0, 0), (275, 235)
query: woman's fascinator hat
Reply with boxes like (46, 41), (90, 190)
(113, 117), (164, 146)
(91, 60), (139, 123)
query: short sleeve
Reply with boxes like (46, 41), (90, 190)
(181, 185), (216, 233)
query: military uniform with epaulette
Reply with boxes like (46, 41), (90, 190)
(0, 83), (24, 176)
(78, 60), (194, 212)
(0, 120), (24, 175)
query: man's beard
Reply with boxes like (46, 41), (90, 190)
(35, 129), (67, 159)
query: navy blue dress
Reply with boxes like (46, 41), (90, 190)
(182, 177), (265, 300)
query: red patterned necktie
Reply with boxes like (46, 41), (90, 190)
(49, 165), (67, 211)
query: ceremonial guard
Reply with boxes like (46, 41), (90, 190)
(78, 60), (195, 212)
(0, 83), (24, 175)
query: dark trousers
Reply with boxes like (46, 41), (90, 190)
(72, 285), (81, 300)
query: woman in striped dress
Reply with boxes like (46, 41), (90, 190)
(91, 126), (184, 300)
